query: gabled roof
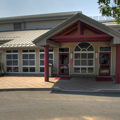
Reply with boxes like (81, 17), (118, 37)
(0, 29), (49, 48)
(33, 12), (120, 45)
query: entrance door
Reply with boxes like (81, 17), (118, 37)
(99, 52), (111, 76)
(59, 53), (69, 75)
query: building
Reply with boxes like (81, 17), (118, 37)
(0, 11), (120, 83)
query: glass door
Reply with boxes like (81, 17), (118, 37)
(59, 53), (69, 75)
(99, 52), (111, 76)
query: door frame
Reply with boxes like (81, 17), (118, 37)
(99, 52), (111, 76)
(59, 53), (69, 76)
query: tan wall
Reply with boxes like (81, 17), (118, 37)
(0, 23), (13, 31)
(26, 20), (64, 29)
(1, 44), (116, 76)
(53, 42), (116, 76)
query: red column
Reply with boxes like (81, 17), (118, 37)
(116, 44), (120, 83)
(44, 45), (49, 82)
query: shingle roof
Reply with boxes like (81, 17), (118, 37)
(0, 30), (49, 48)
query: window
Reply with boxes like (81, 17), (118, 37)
(100, 47), (111, 51)
(6, 50), (19, 72)
(22, 50), (35, 72)
(59, 48), (69, 52)
(40, 49), (54, 72)
(14, 23), (22, 30)
(74, 42), (94, 74)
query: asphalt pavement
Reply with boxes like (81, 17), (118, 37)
(0, 91), (120, 120)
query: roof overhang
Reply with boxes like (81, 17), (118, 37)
(33, 12), (120, 46)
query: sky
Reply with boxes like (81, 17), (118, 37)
(0, 0), (101, 18)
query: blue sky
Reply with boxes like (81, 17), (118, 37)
(0, 0), (100, 18)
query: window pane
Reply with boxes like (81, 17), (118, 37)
(23, 50), (28, 52)
(13, 60), (18, 65)
(23, 54), (28, 59)
(49, 49), (53, 52)
(13, 67), (18, 72)
(7, 67), (12, 72)
(74, 68), (80, 73)
(23, 60), (28, 65)
(40, 60), (44, 65)
(6, 50), (11, 53)
(88, 46), (94, 51)
(75, 46), (81, 51)
(75, 60), (80, 66)
(6, 55), (12, 59)
(40, 49), (44, 52)
(78, 42), (90, 49)
(88, 60), (93, 66)
(7, 60), (12, 65)
(100, 47), (111, 51)
(81, 53), (87, 59)
(29, 60), (35, 65)
(49, 54), (53, 59)
(13, 50), (18, 53)
(30, 67), (35, 72)
(88, 53), (94, 59)
(81, 68), (87, 73)
(13, 54), (18, 59)
(88, 68), (93, 73)
(59, 48), (69, 52)
(23, 67), (28, 72)
(49, 60), (53, 65)
(100, 66), (109, 74)
(40, 67), (44, 72)
(29, 50), (35, 52)
(75, 53), (80, 59)
(40, 54), (44, 59)
(29, 54), (35, 59)
(81, 60), (87, 65)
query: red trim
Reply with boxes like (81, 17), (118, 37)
(116, 44), (120, 83)
(99, 52), (111, 76)
(59, 53), (69, 75)
(77, 21), (83, 35)
(50, 34), (112, 40)
(44, 45), (49, 82)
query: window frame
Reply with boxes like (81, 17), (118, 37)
(6, 50), (19, 73)
(74, 43), (95, 74)
(22, 50), (36, 73)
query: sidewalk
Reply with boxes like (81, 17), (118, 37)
(0, 76), (120, 92)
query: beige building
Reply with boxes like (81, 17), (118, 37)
(0, 11), (120, 83)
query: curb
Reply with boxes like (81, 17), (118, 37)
(0, 88), (53, 92)
(0, 87), (120, 93)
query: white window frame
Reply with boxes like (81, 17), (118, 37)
(22, 50), (36, 73)
(73, 43), (95, 74)
(39, 49), (54, 73)
(6, 50), (19, 73)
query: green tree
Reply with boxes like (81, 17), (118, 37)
(98, 0), (120, 24)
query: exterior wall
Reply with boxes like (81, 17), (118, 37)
(1, 43), (116, 77)
(0, 23), (13, 31)
(25, 20), (64, 29)
(54, 42), (116, 76)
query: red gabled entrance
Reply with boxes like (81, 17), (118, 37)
(49, 20), (113, 42)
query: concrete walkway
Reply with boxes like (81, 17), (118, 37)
(0, 76), (120, 92)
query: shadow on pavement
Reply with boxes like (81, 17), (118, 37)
(51, 90), (120, 97)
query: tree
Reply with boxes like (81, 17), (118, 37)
(98, 0), (120, 24)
